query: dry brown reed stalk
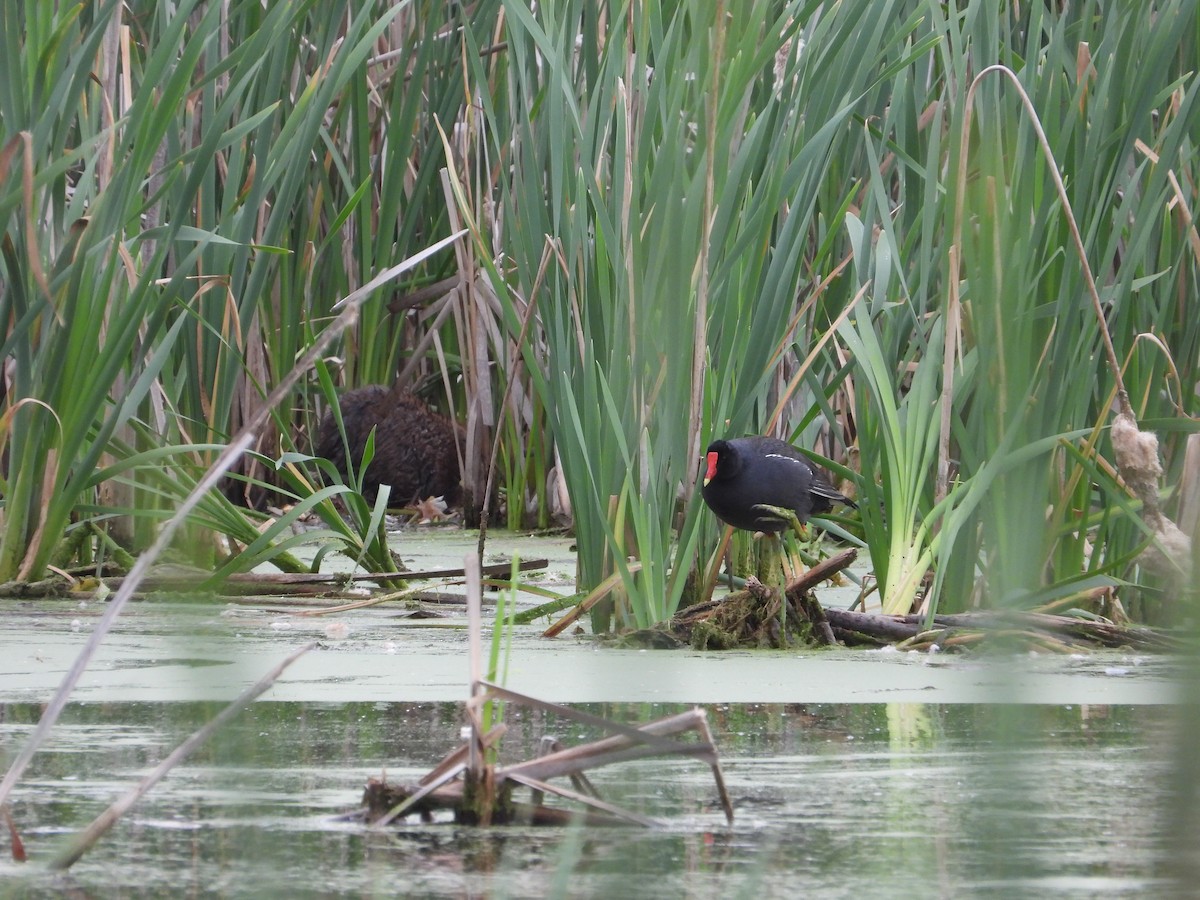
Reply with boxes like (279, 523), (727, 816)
(370, 551), (733, 828)
(950, 65), (1130, 421)
(541, 563), (645, 638)
(475, 244), (549, 555)
(372, 687), (735, 829)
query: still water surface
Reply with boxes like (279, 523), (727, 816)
(0, 699), (1178, 898)
(0, 530), (1189, 897)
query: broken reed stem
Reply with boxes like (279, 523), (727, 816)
(785, 547), (857, 594)
(295, 583), (436, 616)
(503, 772), (660, 827)
(290, 557), (552, 616)
(465, 552), (484, 781)
(375, 700), (733, 828)
(700, 524), (736, 608)
(541, 561), (644, 637)
(370, 681), (735, 828)
(49, 642), (318, 871)
(499, 729), (716, 784)
(694, 707), (735, 826)
(3, 804), (26, 862)
(477, 683), (713, 758)
(374, 763), (467, 828)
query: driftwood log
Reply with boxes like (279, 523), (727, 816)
(0, 558), (549, 603)
(825, 607), (1179, 652)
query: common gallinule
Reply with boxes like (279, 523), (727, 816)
(316, 384), (461, 508)
(701, 436), (854, 533)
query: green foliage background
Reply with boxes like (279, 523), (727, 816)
(1, 0), (1197, 625)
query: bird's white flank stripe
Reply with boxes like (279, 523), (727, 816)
(764, 453), (808, 468)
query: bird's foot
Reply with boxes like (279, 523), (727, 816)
(412, 494), (450, 524)
(750, 503), (810, 542)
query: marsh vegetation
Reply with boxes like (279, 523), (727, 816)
(2, 0), (1200, 887)
(3, 0), (1197, 628)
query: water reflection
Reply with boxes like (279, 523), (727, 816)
(0, 701), (1178, 897)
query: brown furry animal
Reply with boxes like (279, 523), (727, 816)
(316, 385), (461, 507)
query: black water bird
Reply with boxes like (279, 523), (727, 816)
(701, 436), (854, 533)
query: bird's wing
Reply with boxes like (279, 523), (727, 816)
(810, 478), (856, 508)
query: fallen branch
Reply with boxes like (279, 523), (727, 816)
(362, 554), (733, 828)
(825, 608), (1179, 652)
(1, 558), (550, 601)
(786, 547), (858, 594)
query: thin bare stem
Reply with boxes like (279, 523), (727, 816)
(954, 64), (1130, 417)
(477, 245), (547, 559)
(937, 244), (961, 502)
(50, 642), (318, 870)
(766, 281), (867, 433)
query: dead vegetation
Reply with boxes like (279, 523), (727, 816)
(668, 548), (1179, 654)
(352, 557), (734, 829)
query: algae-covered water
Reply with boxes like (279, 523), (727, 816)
(0, 700), (1180, 897)
(0, 531), (1190, 897)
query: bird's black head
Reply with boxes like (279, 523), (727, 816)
(703, 439), (739, 485)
